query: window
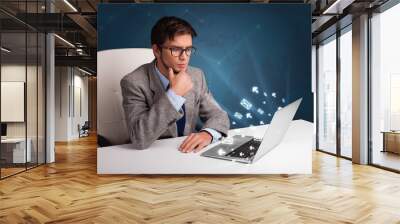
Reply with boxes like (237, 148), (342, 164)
(370, 2), (400, 171)
(317, 35), (337, 155)
(339, 27), (352, 158)
(0, 1), (47, 179)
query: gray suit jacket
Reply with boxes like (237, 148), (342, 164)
(120, 60), (230, 149)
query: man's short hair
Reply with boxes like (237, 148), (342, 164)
(151, 16), (197, 46)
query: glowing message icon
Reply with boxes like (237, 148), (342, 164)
(240, 98), (253, 110)
(234, 112), (243, 120)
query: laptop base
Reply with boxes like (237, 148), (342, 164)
(201, 135), (262, 164)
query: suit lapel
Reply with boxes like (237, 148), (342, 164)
(183, 79), (195, 136)
(147, 60), (178, 137)
(148, 60), (164, 98)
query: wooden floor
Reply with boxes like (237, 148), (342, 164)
(1, 167), (26, 178)
(372, 150), (400, 171)
(1, 135), (400, 224)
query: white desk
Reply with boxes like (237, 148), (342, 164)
(1, 138), (32, 163)
(97, 120), (313, 174)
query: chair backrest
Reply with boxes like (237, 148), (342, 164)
(82, 121), (89, 129)
(97, 48), (154, 145)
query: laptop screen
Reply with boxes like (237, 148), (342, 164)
(252, 98), (302, 162)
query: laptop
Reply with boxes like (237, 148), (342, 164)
(200, 98), (302, 164)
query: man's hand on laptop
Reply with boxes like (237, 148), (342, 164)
(179, 131), (212, 153)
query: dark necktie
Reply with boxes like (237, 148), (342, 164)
(167, 84), (186, 136)
(177, 104), (186, 137)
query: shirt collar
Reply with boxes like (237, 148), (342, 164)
(154, 61), (169, 90)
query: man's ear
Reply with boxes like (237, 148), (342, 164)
(152, 44), (161, 58)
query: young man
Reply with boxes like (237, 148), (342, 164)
(121, 16), (229, 153)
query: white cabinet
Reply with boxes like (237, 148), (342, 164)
(1, 138), (32, 163)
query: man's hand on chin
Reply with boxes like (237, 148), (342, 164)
(179, 131), (212, 153)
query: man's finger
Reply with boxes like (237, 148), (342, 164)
(183, 137), (202, 153)
(180, 133), (195, 149)
(181, 135), (198, 152)
(179, 133), (195, 151)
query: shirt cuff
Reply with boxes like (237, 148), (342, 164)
(202, 128), (222, 143)
(166, 88), (186, 112)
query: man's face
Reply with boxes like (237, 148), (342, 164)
(153, 34), (193, 73)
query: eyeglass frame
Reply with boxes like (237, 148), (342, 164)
(158, 45), (197, 57)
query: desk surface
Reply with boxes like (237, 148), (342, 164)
(97, 120), (313, 174)
(381, 131), (400, 134)
(1, 138), (27, 143)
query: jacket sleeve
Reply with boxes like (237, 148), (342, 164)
(198, 71), (230, 137)
(120, 77), (183, 149)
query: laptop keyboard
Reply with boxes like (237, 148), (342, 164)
(226, 139), (262, 159)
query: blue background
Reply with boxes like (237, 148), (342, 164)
(98, 3), (313, 128)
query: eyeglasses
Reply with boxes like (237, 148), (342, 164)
(160, 45), (196, 57)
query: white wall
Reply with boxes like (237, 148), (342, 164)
(1, 64), (40, 138)
(1, 65), (26, 131)
(72, 73), (89, 138)
(55, 66), (70, 141)
(54, 67), (89, 141)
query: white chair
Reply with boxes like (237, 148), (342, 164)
(97, 48), (154, 146)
